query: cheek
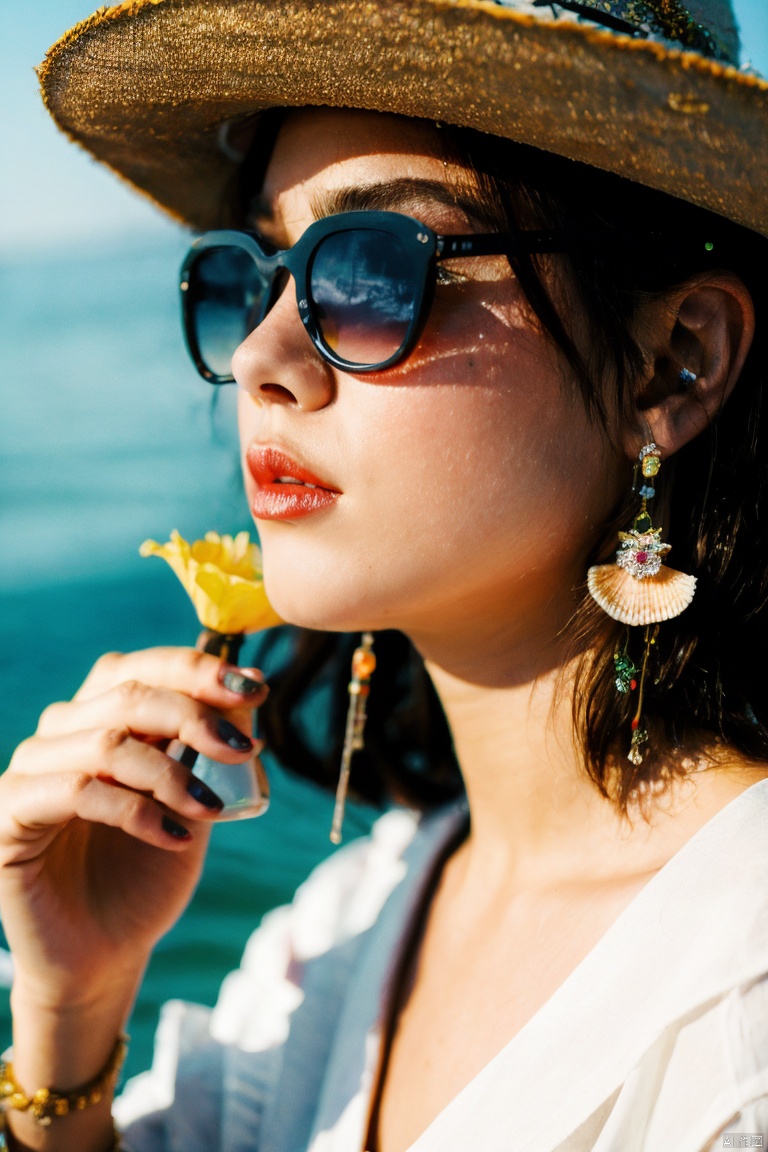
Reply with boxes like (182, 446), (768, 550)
(344, 388), (603, 628)
(379, 276), (534, 383)
(361, 378), (590, 567)
(358, 299), (597, 556)
(239, 315), (618, 633)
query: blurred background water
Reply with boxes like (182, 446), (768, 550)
(0, 236), (378, 1078)
(1, 0), (767, 1087)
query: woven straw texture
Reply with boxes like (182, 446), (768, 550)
(38, 0), (768, 235)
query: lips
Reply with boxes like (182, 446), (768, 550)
(246, 445), (340, 520)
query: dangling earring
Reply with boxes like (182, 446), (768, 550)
(588, 442), (696, 763)
(588, 442), (696, 626)
(614, 623), (660, 764)
(330, 633), (376, 844)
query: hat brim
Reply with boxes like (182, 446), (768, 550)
(38, 0), (768, 236)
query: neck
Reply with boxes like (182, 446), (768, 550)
(405, 577), (763, 901)
(427, 655), (613, 872)
(414, 602), (677, 900)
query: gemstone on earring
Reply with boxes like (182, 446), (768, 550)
(613, 649), (637, 694)
(616, 529), (668, 578)
(679, 367), (697, 387)
(641, 454), (661, 478)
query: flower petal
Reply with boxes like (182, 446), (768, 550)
(140, 530), (281, 633)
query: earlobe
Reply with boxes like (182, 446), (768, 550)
(628, 274), (755, 459)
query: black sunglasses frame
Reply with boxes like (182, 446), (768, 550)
(179, 210), (568, 382)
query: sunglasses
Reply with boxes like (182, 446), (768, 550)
(179, 210), (568, 380)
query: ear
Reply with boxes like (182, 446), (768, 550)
(623, 273), (755, 459)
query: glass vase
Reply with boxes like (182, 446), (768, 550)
(169, 628), (269, 820)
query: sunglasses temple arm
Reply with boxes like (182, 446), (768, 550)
(438, 230), (568, 258)
(442, 229), (722, 261)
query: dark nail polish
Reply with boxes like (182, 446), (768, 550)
(222, 670), (265, 696)
(187, 776), (224, 811)
(177, 744), (199, 770)
(162, 815), (191, 840)
(216, 717), (253, 751)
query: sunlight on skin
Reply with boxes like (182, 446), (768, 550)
(235, 111), (624, 663)
(233, 108), (767, 896)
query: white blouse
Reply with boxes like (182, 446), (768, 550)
(116, 779), (768, 1151)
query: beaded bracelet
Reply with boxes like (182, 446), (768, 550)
(0, 1111), (124, 1149)
(0, 1033), (128, 1127)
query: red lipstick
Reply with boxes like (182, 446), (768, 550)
(246, 445), (340, 520)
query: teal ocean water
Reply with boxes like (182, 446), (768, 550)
(0, 237), (377, 1079)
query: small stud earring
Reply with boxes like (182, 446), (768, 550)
(678, 367), (697, 388)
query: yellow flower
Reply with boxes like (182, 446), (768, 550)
(140, 530), (283, 634)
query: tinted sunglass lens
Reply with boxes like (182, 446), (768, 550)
(188, 247), (266, 379)
(310, 230), (418, 367)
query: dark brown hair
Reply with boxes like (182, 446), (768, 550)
(241, 119), (768, 812)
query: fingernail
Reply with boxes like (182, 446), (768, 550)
(162, 815), (191, 840)
(221, 669), (267, 696)
(176, 744), (199, 770)
(187, 776), (224, 811)
(215, 717), (254, 751)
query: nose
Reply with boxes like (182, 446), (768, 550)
(231, 279), (335, 410)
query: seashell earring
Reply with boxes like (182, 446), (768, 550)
(588, 441), (696, 764)
(588, 443), (696, 627)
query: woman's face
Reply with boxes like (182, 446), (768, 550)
(236, 109), (624, 651)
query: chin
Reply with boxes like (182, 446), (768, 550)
(262, 572), (378, 635)
(257, 528), (379, 633)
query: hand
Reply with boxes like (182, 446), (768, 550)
(0, 646), (268, 1005)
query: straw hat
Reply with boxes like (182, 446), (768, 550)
(38, 0), (768, 236)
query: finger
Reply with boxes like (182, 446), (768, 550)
(37, 681), (259, 762)
(74, 648), (268, 708)
(9, 727), (264, 821)
(0, 770), (210, 859)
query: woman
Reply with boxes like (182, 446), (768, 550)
(2, 1), (768, 1149)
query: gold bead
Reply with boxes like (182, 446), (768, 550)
(0, 1032), (129, 1127)
(351, 648), (376, 679)
(641, 454), (660, 478)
